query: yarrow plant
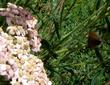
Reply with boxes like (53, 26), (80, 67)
(0, 3), (52, 85)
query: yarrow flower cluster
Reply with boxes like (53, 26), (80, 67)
(0, 2), (41, 52)
(0, 3), (52, 85)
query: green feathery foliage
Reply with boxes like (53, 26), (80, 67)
(0, 0), (110, 85)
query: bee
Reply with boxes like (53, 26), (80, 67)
(88, 32), (101, 49)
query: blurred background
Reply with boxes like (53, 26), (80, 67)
(0, 0), (110, 85)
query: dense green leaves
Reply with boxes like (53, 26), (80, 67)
(0, 0), (110, 84)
